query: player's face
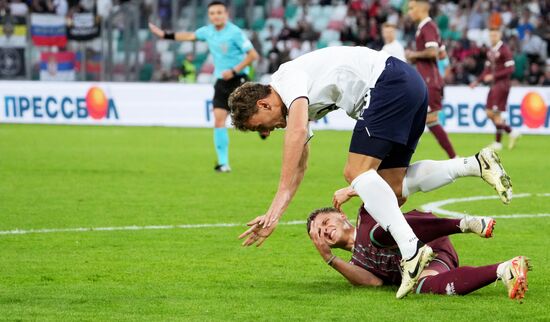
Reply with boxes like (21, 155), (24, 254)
(208, 4), (228, 27)
(489, 30), (502, 47)
(382, 26), (394, 43)
(310, 212), (349, 247)
(245, 104), (287, 134)
(408, 1), (427, 22)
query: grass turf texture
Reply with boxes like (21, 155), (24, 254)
(1, 124), (549, 321)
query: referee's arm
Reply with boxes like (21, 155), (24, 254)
(148, 22), (196, 41)
(232, 48), (259, 74)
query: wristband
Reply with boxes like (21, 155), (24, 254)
(164, 31), (175, 40)
(326, 255), (337, 266)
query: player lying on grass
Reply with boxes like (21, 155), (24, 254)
(230, 46), (513, 298)
(307, 206), (531, 300)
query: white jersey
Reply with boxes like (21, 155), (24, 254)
(270, 46), (390, 122)
(382, 40), (406, 62)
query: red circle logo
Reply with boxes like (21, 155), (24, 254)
(86, 86), (109, 120)
(520, 92), (547, 129)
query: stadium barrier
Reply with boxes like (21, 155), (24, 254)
(1, 81), (549, 134)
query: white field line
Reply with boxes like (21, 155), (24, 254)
(0, 220), (306, 236)
(420, 193), (550, 219)
(2, 193), (548, 236)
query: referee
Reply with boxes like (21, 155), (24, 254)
(149, 1), (259, 172)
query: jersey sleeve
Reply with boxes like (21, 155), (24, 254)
(194, 26), (209, 41)
(495, 46), (515, 80)
(235, 29), (254, 53)
(270, 67), (310, 109)
(421, 24), (440, 49)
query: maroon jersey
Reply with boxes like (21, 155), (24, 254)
(350, 209), (458, 285)
(479, 41), (515, 87)
(415, 17), (444, 89)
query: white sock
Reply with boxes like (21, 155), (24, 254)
(402, 156), (481, 197)
(351, 170), (418, 259)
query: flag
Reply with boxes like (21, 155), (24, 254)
(31, 14), (67, 47)
(67, 12), (100, 41)
(40, 51), (75, 81)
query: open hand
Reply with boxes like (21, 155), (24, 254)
(148, 22), (165, 38)
(238, 215), (278, 247)
(309, 219), (333, 261)
(332, 187), (355, 211)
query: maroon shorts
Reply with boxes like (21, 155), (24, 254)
(486, 83), (511, 112)
(426, 236), (459, 273)
(427, 86), (443, 113)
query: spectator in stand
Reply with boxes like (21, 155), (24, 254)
(53, 0), (67, 16)
(516, 8), (535, 40)
(510, 39), (529, 84)
(540, 63), (550, 85)
(526, 61), (544, 85)
(279, 19), (300, 41)
(452, 62), (471, 85)
(179, 53), (196, 83)
(522, 29), (547, 63)
(9, 0), (28, 16)
(467, 2), (486, 30)
(31, 0), (54, 13)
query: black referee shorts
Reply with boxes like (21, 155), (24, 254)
(213, 74), (249, 110)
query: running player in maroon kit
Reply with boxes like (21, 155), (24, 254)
(406, 0), (457, 159)
(307, 205), (530, 300)
(470, 28), (520, 151)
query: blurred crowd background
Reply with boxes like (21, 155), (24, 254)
(1, 0), (549, 85)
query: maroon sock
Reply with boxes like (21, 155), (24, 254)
(417, 264), (499, 295)
(371, 216), (461, 248)
(496, 129), (503, 143)
(428, 123), (456, 158)
(496, 123), (512, 134)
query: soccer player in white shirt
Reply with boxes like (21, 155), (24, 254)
(381, 23), (406, 62)
(228, 46), (512, 299)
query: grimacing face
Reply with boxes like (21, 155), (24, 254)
(208, 4), (228, 27)
(309, 212), (350, 247)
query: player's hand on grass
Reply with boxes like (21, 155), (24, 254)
(332, 186), (356, 211)
(238, 215), (278, 247)
(221, 70), (234, 80)
(309, 220), (333, 261)
(148, 22), (165, 38)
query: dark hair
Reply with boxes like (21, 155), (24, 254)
(208, 1), (227, 8)
(306, 207), (341, 234)
(228, 82), (271, 131)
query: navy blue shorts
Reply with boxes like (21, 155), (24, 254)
(349, 57), (428, 169)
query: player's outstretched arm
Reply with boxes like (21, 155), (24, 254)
(262, 98), (310, 227)
(309, 220), (383, 286)
(238, 98), (310, 247)
(333, 186), (358, 211)
(148, 22), (196, 42)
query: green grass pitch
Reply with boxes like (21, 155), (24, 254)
(1, 124), (549, 321)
